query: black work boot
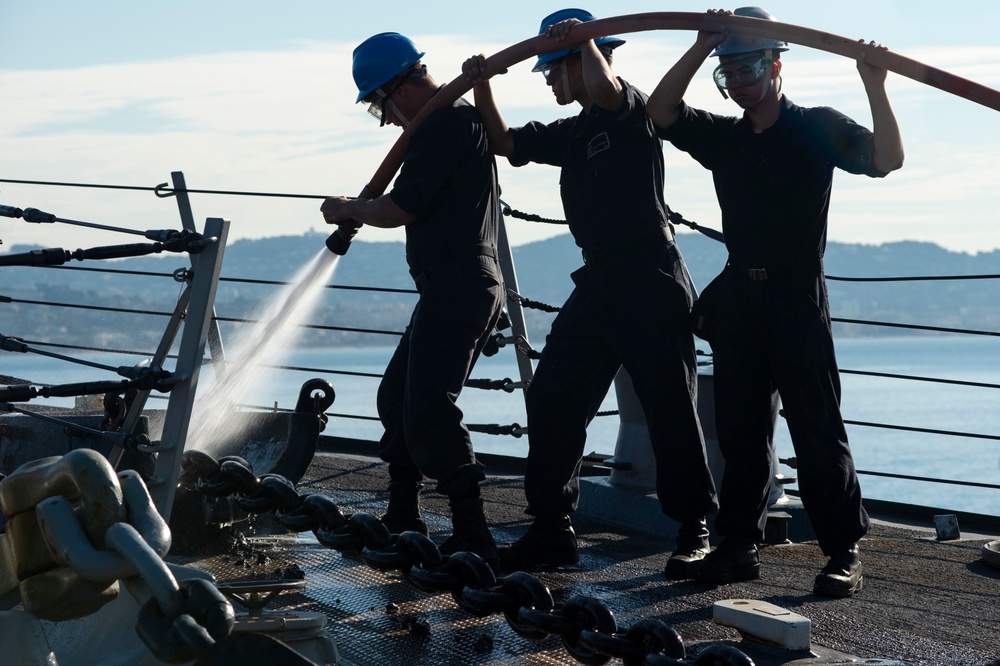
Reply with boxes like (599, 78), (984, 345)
(813, 543), (863, 597)
(688, 537), (760, 584)
(664, 517), (711, 579)
(498, 515), (579, 572)
(380, 480), (428, 536)
(439, 485), (498, 571)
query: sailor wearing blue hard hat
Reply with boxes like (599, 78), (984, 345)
(646, 7), (904, 597)
(463, 9), (719, 575)
(324, 31), (507, 570)
(708, 6), (788, 99)
(530, 8), (625, 105)
(350, 31), (428, 127)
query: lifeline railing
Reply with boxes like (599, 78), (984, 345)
(4, 173), (761, 665)
(2, 174), (999, 519)
(0, 198), (230, 520)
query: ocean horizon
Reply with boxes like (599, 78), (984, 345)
(4, 334), (999, 517)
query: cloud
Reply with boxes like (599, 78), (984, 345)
(1, 36), (997, 256)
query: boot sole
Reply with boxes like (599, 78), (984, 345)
(664, 558), (698, 580)
(664, 548), (712, 580)
(814, 574), (864, 598)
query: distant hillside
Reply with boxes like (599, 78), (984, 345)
(4, 230), (1000, 350)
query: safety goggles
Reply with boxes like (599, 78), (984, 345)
(712, 54), (773, 89)
(540, 58), (566, 84)
(365, 68), (419, 126)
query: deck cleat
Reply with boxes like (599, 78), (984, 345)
(216, 579), (339, 665)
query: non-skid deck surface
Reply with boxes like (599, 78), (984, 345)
(170, 452), (1000, 666)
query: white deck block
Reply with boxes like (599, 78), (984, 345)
(713, 599), (811, 651)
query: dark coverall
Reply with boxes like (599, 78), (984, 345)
(376, 98), (505, 498)
(659, 96), (887, 554)
(508, 80), (718, 524)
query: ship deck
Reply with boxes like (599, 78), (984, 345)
(173, 448), (1000, 666)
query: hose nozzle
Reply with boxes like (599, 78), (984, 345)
(323, 187), (377, 255)
(325, 223), (360, 256)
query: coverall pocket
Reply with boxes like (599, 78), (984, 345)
(691, 270), (726, 343)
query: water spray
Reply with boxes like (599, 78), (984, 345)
(186, 250), (339, 457)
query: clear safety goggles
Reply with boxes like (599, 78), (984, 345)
(365, 94), (389, 124)
(540, 58), (566, 84)
(364, 67), (422, 126)
(712, 54), (773, 89)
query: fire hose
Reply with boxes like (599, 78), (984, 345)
(324, 11), (999, 255)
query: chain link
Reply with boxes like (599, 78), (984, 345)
(36, 470), (170, 581)
(182, 451), (754, 665)
(0, 453), (242, 662)
(1, 442), (754, 664)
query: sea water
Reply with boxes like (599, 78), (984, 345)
(4, 335), (998, 516)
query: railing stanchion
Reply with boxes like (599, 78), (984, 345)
(148, 217), (230, 519)
(495, 214), (535, 393)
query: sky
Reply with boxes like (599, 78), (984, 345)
(0, 0), (998, 256)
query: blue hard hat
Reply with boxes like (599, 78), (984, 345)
(711, 7), (788, 57)
(532, 8), (626, 73)
(352, 32), (426, 104)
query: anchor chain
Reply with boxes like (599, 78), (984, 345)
(0, 449), (234, 652)
(0, 449), (315, 665)
(183, 451), (753, 665)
